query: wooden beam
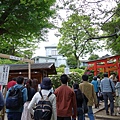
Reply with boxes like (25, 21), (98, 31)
(0, 53), (34, 63)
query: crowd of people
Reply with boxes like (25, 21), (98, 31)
(0, 72), (120, 120)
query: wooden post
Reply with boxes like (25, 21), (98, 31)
(94, 62), (97, 76)
(0, 53), (34, 120)
(28, 63), (31, 79)
(116, 58), (120, 81)
(1, 86), (7, 120)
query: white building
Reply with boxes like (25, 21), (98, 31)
(32, 45), (67, 67)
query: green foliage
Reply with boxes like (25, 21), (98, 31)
(68, 73), (82, 87)
(0, 59), (25, 65)
(49, 73), (82, 89)
(0, 0), (56, 58)
(70, 68), (84, 75)
(84, 69), (94, 82)
(56, 67), (64, 73)
(88, 54), (99, 60)
(58, 13), (100, 68)
(102, 3), (120, 54)
(49, 74), (61, 89)
(59, 64), (66, 68)
(80, 66), (86, 70)
(67, 55), (77, 68)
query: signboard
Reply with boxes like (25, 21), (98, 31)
(10, 55), (23, 61)
(0, 65), (10, 85)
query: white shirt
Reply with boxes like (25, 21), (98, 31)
(28, 89), (57, 120)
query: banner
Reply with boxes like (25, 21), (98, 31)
(0, 65), (10, 85)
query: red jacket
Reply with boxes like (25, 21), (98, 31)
(7, 80), (17, 89)
(54, 84), (77, 118)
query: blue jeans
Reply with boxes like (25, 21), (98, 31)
(83, 106), (95, 120)
(77, 107), (84, 120)
(103, 92), (114, 114)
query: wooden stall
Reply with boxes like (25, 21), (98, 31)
(86, 55), (120, 81)
(8, 63), (57, 83)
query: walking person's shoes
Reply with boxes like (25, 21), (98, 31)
(110, 113), (116, 116)
(106, 111), (109, 115)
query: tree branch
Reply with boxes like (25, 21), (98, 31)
(86, 33), (117, 41)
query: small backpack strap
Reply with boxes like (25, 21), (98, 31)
(39, 91), (43, 99)
(20, 86), (24, 91)
(47, 92), (52, 98)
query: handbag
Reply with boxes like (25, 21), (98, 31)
(82, 94), (88, 114)
(97, 91), (103, 98)
(109, 79), (116, 97)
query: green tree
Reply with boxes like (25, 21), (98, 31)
(0, 0), (56, 58)
(58, 13), (100, 68)
(88, 54), (99, 60)
(102, 3), (120, 54)
(67, 55), (77, 68)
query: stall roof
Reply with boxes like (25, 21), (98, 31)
(9, 63), (57, 75)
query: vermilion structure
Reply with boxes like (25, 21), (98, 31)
(86, 55), (120, 81)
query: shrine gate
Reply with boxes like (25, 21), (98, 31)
(86, 55), (120, 81)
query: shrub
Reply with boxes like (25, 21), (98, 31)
(49, 72), (82, 89)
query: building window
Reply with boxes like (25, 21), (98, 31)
(51, 50), (58, 55)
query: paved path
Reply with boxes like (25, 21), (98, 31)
(1, 101), (120, 120)
(85, 101), (120, 120)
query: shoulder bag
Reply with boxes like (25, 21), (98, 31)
(109, 79), (116, 97)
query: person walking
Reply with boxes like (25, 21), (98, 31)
(21, 79), (36, 120)
(109, 73), (118, 85)
(91, 76), (99, 108)
(6, 76), (28, 120)
(114, 81), (120, 115)
(28, 77), (57, 120)
(79, 74), (97, 120)
(0, 90), (4, 111)
(100, 73), (115, 116)
(73, 83), (88, 120)
(54, 74), (77, 120)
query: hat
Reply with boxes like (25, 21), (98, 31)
(40, 77), (52, 90)
(93, 76), (97, 80)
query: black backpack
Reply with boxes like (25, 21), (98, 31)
(34, 91), (52, 120)
(6, 86), (24, 110)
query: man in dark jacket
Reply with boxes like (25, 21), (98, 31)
(0, 90), (4, 111)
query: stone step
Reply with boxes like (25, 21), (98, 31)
(95, 114), (120, 120)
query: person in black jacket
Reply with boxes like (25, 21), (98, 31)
(21, 79), (36, 120)
(0, 90), (4, 111)
(73, 83), (88, 120)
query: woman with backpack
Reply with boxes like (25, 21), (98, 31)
(21, 79), (36, 120)
(28, 77), (57, 120)
(73, 83), (88, 120)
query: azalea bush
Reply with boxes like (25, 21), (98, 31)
(84, 70), (94, 82)
(49, 72), (82, 89)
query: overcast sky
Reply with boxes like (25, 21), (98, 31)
(33, 0), (115, 59)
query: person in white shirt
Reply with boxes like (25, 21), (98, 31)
(28, 77), (57, 120)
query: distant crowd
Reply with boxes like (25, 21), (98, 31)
(0, 72), (120, 120)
